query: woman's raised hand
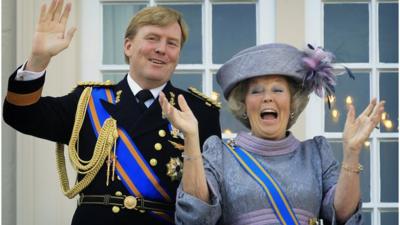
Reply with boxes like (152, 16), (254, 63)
(159, 92), (199, 137)
(27, 0), (77, 72)
(343, 98), (385, 155)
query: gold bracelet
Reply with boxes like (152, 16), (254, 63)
(181, 152), (202, 161)
(341, 163), (363, 174)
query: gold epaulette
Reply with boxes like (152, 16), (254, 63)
(187, 87), (221, 109)
(77, 80), (114, 87)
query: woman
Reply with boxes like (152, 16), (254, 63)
(159, 43), (384, 225)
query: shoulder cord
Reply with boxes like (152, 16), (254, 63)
(56, 87), (118, 199)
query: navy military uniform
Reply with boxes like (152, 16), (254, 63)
(3, 68), (221, 225)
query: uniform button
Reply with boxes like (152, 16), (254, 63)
(154, 143), (162, 151)
(139, 210), (146, 213)
(112, 206), (120, 213)
(117, 176), (121, 180)
(158, 129), (166, 137)
(115, 191), (122, 196)
(150, 158), (158, 166)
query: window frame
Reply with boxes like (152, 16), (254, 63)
(305, 0), (399, 224)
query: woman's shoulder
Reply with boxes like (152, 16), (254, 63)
(301, 136), (330, 149)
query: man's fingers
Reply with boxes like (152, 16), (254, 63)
(46, 0), (58, 21)
(60, 2), (71, 25)
(53, 0), (64, 22)
(39, 3), (47, 23)
(65, 27), (77, 45)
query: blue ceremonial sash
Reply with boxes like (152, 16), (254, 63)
(224, 143), (300, 225)
(87, 87), (174, 224)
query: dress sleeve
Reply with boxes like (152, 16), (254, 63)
(175, 135), (224, 225)
(314, 136), (363, 225)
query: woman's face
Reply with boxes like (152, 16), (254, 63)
(245, 75), (291, 140)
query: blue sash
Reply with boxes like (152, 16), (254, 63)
(224, 143), (300, 225)
(87, 87), (174, 224)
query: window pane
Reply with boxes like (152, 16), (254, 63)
(325, 73), (370, 132)
(361, 211), (371, 225)
(166, 4), (202, 64)
(329, 140), (371, 202)
(212, 4), (256, 64)
(171, 73), (202, 91)
(379, 3), (399, 63)
(212, 75), (249, 134)
(381, 211), (399, 225)
(103, 4), (146, 64)
(324, 4), (369, 63)
(103, 73), (126, 83)
(380, 140), (398, 202)
(380, 73), (398, 132)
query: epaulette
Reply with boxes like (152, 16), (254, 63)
(77, 80), (114, 87)
(187, 87), (221, 109)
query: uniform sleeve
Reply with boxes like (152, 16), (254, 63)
(175, 135), (223, 225)
(314, 136), (363, 225)
(3, 67), (82, 144)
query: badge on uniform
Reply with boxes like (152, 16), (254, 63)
(166, 157), (183, 181)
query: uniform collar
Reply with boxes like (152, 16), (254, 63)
(127, 73), (167, 99)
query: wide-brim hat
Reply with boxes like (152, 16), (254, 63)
(216, 43), (305, 99)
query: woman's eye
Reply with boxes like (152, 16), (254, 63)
(250, 88), (263, 94)
(272, 88), (284, 93)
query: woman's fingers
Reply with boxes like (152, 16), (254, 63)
(359, 98), (377, 118)
(345, 103), (356, 126)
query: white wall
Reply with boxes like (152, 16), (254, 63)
(2, 0), (17, 224)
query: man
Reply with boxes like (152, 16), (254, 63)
(3, 0), (221, 224)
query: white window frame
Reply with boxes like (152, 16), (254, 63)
(305, 0), (399, 224)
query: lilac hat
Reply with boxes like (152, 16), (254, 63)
(216, 43), (304, 99)
(216, 43), (350, 101)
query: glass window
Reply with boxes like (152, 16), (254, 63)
(380, 73), (398, 132)
(380, 140), (398, 202)
(329, 140), (371, 202)
(103, 73), (126, 83)
(362, 211), (372, 225)
(171, 73), (202, 91)
(212, 4), (256, 64)
(379, 3), (398, 63)
(213, 75), (249, 134)
(103, 4), (146, 65)
(165, 4), (202, 64)
(324, 4), (369, 63)
(325, 73), (370, 132)
(381, 211), (398, 225)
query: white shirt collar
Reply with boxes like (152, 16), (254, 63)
(127, 74), (167, 98)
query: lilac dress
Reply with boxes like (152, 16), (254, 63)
(175, 132), (363, 225)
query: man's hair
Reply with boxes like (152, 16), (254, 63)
(124, 6), (189, 63)
(227, 77), (309, 130)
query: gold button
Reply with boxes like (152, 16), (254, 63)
(115, 191), (122, 196)
(117, 176), (121, 180)
(112, 206), (120, 213)
(124, 196), (137, 209)
(150, 158), (158, 166)
(154, 143), (162, 151)
(139, 209), (146, 213)
(158, 129), (166, 137)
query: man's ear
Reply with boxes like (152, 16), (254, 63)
(124, 38), (133, 56)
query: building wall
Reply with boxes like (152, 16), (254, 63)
(2, 0), (17, 224)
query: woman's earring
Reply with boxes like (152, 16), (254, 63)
(242, 112), (248, 119)
(290, 112), (295, 120)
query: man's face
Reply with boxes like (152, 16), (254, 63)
(124, 22), (182, 89)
